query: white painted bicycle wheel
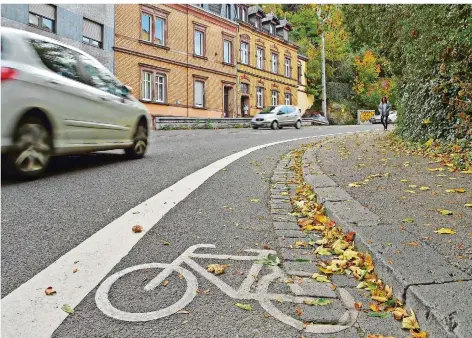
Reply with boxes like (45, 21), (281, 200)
(95, 263), (198, 322)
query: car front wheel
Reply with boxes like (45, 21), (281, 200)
(271, 121), (279, 130)
(125, 122), (148, 159)
(8, 116), (52, 179)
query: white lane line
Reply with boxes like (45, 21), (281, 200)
(1, 129), (364, 338)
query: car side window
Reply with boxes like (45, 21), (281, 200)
(288, 106), (296, 113)
(77, 55), (124, 97)
(30, 39), (81, 82)
(280, 106), (289, 114)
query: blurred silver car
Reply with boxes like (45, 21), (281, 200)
(370, 111), (397, 124)
(251, 105), (302, 130)
(1, 28), (150, 179)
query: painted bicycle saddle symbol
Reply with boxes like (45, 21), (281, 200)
(95, 244), (357, 333)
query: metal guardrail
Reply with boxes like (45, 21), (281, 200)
(152, 116), (323, 130)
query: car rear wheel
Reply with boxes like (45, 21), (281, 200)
(271, 121), (279, 130)
(295, 120), (302, 129)
(8, 116), (52, 179)
(125, 122), (148, 159)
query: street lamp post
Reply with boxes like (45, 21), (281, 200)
(317, 7), (328, 119)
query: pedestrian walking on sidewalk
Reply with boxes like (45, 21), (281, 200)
(378, 96), (392, 130)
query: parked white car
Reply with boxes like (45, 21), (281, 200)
(1, 27), (150, 179)
(251, 105), (302, 130)
(369, 111), (397, 124)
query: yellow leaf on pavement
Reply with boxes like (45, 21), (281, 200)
(402, 309), (420, 330)
(234, 303), (252, 311)
(419, 186), (430, 191)
(439, 209), (453, 215)
(455, 188), (466, 193)
(408, 185), (417, 188)
(314, 247), (332, 256)
(465, 203), (472, 207)
(405, 190), (416, 194)
(314, 213), (329, 224)
(400, 179), (409, 182)
(341, 249), (359, 260)
(207, 264), (229, 275)
(428, 167), (445, 172)
(348, 182), (362, 187)
(392, 307), (408, 320)
(410, 330), (428, 338)
(434, 228), (456, 235)
(312, 273), (330, 283)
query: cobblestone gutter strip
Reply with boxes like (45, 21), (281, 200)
(301, 143), (471, 338)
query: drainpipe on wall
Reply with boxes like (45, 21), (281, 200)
(187, 5), (189, 117)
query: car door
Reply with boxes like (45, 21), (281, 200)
(286, 106), (297, 124)
(277, 106), (289, 125)
(76, 54), (137, 143)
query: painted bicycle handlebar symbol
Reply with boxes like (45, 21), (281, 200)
(95, 244), (358, 333)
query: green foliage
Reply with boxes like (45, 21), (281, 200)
(343, 4), (472, 142)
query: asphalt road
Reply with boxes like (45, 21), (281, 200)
(1, 124), (377, 337)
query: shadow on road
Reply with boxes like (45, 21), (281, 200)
(1, 152), (127, 185)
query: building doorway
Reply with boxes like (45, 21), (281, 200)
(240, 95), (249, 117)
(223, 87), (230, 117)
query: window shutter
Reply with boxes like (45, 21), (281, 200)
(195, 81), (204, 107)
(30, 4), (56, 19)
(83, 19), (102, 42)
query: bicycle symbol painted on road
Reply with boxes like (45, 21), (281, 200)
(95, 244), (358, 333)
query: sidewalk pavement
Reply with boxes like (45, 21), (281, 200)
(301, 131), (471, 338)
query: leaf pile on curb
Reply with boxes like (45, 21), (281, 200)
(287, 143), (428, 338)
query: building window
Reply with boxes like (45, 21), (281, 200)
(243, 8), (248, 22)
(223, 40), (232, 64)
(269, 24), (275, 35)
(256, 48), (264, 70)
(238, 6), (247, 22)
(194, 28), (205, 56)
(155, 74), (166, 103)
(298, 64), (302, 84)
(285, 93), (291, 105)
(255, 17), (262, 29)
(194, 80), (205, 108)
(155, 17), (165, 45)
(271, 53), (278, 73)
(141, 9), (167, 46)
(141, 71), (152, 101)
(256, 87), (264, 108)
(29, 4), (56, 33)
(82, 19), (103, 48)
(141, 13), (152, 42)
(284, 58), (291, 77)
(225, 4), (231, 19)
(240, 42), (248, 65)
(271, 90), (278, 106)
(140, 69), (166, 103)
(241, 83), (249, 94)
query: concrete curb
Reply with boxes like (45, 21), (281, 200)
(302, 147), (472, 338)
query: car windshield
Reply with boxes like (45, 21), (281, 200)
(259, 106), (277, 114)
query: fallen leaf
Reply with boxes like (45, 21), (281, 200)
(280, 192), (289, 196)
(407, 242), (419, 247)
(207, 264), (229, 275)
(439, 209), (453, 215)
(408, 185), (417, 188)
(45, 287), (56, 296)
(400, 179), (409, 182)
(369, 303), (382, 312)
(234, 303), (252, 311)
(428, 167), (445, 171)
(465, 203), (472, 207)
(402, 218), (415, 223)
(314, 247), (332, 256)
(354, 302), (363, 311)
(402, 309), (420, 329)
(294, 241), (309, 248)
(312, 273), (330, 283)
(434, 228), (456, 235)
(72, 268), (78, 273)
(132, 225), (143, 233)
(61, 304), (74, 314)
(257, 254), (281, 266)
(314, 213), (330, 224)
(263, 244), (270, 250)
(304, 298), (332, 306)
(392, 307), (408, 320)
(345, 231), (356, 242)
(410, 330), (428, 338)
(419, 186), (430, 191)
(162, 280), (169, 286)
(455, 188), (466, 193)
(348, 182), (362, 187)
(250, 198), (260, 203)
(176, 310), (190, 314)
(405, 190), (416, 194)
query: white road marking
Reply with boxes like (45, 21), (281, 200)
(1, 129), (365, 338)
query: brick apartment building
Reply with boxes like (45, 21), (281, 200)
(1, 4), (115, 70)
(114, 4), (238, 118)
